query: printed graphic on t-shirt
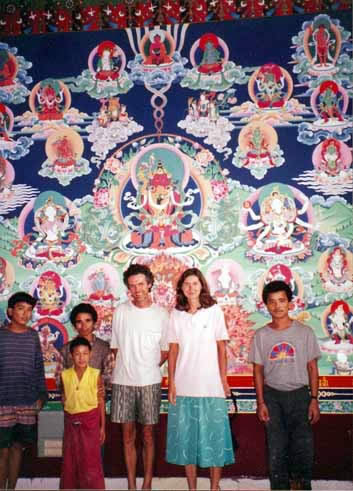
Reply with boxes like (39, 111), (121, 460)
(269, 342), (296, 363)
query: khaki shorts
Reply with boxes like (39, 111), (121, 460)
(111, 383), (161, 425)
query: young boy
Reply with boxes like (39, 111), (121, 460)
(55, 303), (114, 390)
(60, 336), (105, 490)
(0, 292), (47, 490)
(249, 280), (321, 490)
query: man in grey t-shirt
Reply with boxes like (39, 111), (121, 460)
(249, 281), (321, 490)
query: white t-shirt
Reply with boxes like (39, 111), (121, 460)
(168, 303), (229, 398)
(111, 301), (169, 386)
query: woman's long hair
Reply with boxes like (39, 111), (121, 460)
(175, 268), (217, 311)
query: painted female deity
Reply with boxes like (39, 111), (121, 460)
(123, 146), (200, 251)
(240, 183), (314, 261)
(13, 191), (84, 269)
(197, 33), (224, 74)
(233, 122), (284, 179)
(310, 80), (349, 132)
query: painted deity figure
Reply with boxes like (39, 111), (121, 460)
(327, 300), (353, 345)
(0, 104), (12, 141)
(243, 126), (274, 168)
(318, 80), (343, 123)
(0, 257), (10, 296)
(38, 325), (61, 363)
(36, 80), (64, 121)
(34, 197), (69, 249)
(144, 33), (172, 66)
(327, 248), (349, 284)
(255, 63), (285, 109)
(197, 34), (223, 74)
(52, 135), (76, 170)
(96, 41), (120, 81)
(319, 138), (341, 176)
(35, 271), (64, 316)
(312, 24), (332, 67)
(0, 157), (12, 196)
(0, 49), (17, 87)
(242, 186), (313, 255)
(127, 154), (195, 249)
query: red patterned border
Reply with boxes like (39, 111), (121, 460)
(1, 0), (351, 37)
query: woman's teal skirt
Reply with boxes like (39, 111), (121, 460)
(166, 396), (235, 468)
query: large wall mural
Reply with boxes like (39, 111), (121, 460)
(0, 12), (352, 414)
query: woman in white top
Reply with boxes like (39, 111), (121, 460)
(166, 268), (235, 491)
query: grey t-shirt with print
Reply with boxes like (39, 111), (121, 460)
(248, 320), (321, 391)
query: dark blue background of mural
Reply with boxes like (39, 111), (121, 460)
(2, 11), (351, 214)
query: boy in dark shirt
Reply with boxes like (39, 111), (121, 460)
(0, 292), (47, 490)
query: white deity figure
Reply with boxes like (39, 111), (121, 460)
(241, 186), (313, 255)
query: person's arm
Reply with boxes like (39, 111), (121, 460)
(97, 375), (106, 444)
(253, 363), (270, 423)
(168, 343), (179, 405)
(307, 358), (320, 424)
(34, 333), (48, 408)
(217, 340), (230, 397)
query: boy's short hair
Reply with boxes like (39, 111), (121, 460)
(123, 263), (154, 288)
(69, 336), (92, 354)
(262, 281), (293, 304)
(8, 292), (37, 309)
(70, 303), (98, 326)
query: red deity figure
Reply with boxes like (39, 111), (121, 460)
(0, 104), (12, 141)
(36, 80), (64, 121)
(327, 300), (353, 345)
(144, 33), (173, 66)
(52, 135), (76, 169)
(0, 49), (17, 87)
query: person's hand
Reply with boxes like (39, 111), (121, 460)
(168, 382), (176, 405)
(308, 399), (320, 424)
(221, 377), (231, 398)
(100, 426), (106, 445)
(256, 402), (270, 423)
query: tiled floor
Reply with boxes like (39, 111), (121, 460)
(16, 477), (353, 490)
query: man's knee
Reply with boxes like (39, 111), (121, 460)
(142, 425), (154, 446)
(122, 424), (136, 446)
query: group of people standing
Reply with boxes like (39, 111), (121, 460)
(0, 264), (321, 491)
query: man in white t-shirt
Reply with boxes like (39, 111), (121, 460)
(110, 264), (169, 491)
